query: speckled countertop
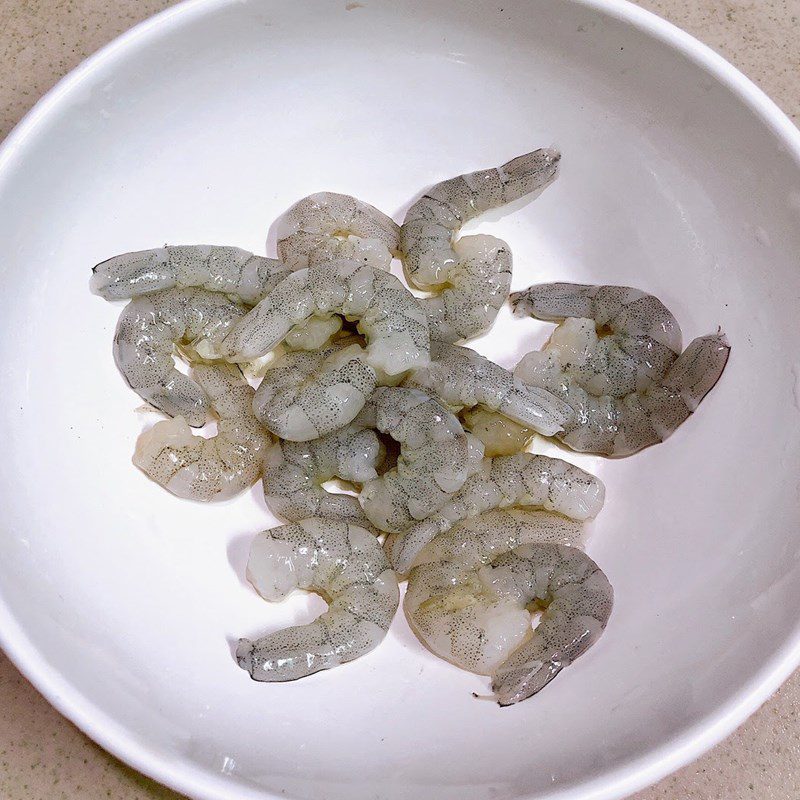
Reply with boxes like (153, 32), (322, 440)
(1, 1), (799, 798)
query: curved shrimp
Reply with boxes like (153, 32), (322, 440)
(262, 423), (383, 527)
(113, 287), (247, 426)
(356, 386), (484, 533)
(461, 407), (533, 457)
(253, 342), (378, 441)
(237, 519), (399, 682)
(404, 509), (613, 705)
(220, 260), (430, 376)
(276, 193), (400, 271)
(386, 452), (605, 574)
(400, 148), (561, 290)
(91, 245), (290, 305)
(132, 364), (270, 501)
(406, 340), (568, 436)
(419, 235), (513, 343)
(511, 282), (731, 456)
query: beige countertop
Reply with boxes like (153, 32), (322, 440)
(1, 1), (799, 798)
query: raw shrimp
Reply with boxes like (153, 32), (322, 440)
(356, 386), (484, 533)
(113, 287), (247, 426)
(91, 245), (290, 305)
(220, 260), (430, 376)
(511, 282), (730, 456)
(262, 423), (383, 527)
(406, 340), (568, 436)
(386, 452), (605, 574)
(284, 314), (343, 351)
(404, 509), (613, 705)
(132, 364), (270, 501)
(410, 509), (585, 568)
(512, 282), (683, 391)
(253, 342), (378, 441)
(420, 235), (512, 343)
(276, 193), (399, 271)
(237, 519), (399, 681)
(461, 407), (533, 457)
(400, 147), (561, 290)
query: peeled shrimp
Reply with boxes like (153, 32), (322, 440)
(113, 287), (247, 426)
(220, 260), (430, 376)
(418, 235), (512, 343)
(356, 386), (484, 533)
(132, 363), (270, 501)
(512, 282), (730, 456)
(262, 423), (383, 527)
(91, 245), (290, 305)
(461, 407), (533, 457)
(404, 509), (613, 705)
(253, 342), (378, 441)
(284, 314), (343, 351)
(400, 147), (560, 288)
(386, 452), (605, 574)
(92, 245), (340, 357)
(406, 340), (568, 436)
(276, 193), (399, 271)
(237, 519), (399, 681)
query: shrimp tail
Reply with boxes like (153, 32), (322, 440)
(493, 644), (565, 707)
(491, 551), (614, 706)
(499, 147), (561, 202)
(663, 332), (730, 410)
(235, 638), (255, 675)
(624, 332), (730, 452)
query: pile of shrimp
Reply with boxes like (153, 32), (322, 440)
(91, 148), (730, 707)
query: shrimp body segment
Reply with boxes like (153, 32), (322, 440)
(221, 260), (430, 376)
(420, 235), (513, 343)
(253, 342), (378, 441)
(133, 364), (271, 501)
(407, 341), (568, 437)
(400, 149), (560, 341)
(262, 423), (383, 528)
(386, 452), (605, 574)
(404, 509), (613, 705)
(276, 192), (400, 272)
(91, 245), (290, 305)
(357, 387), (484, 533)
(113, 287), (247, 426)
(237, 519), (399, 681)
(400, 148), (561, 290)
(461, 407), (534, 457)
(512, 282), (730, 456)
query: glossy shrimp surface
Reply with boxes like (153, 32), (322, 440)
(512, 282), (730, 456)
(91, 245), (289, 305)
(356, 387), (484, 533)
(221, 259), (430, 376)
(133, 364), (270, 501)
(112, 287), (247, 426)
(461, 407), (534, 457)
(262, 423), (383, 528)
(407, 341), (568, 436)
(405, 509), (613, 705)
(419, 235), (512, 343)
(253, 341), (378, 441)
(237, 519), (399, 681)
(276, 192), (399, 271)
(386, 452), (604, 574)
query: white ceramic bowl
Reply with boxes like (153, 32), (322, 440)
(2, 1), (800, 798)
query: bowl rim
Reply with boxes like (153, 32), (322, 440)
(1, 1), (799, 799)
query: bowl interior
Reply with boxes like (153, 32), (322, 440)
(2, 1), (800, 799)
